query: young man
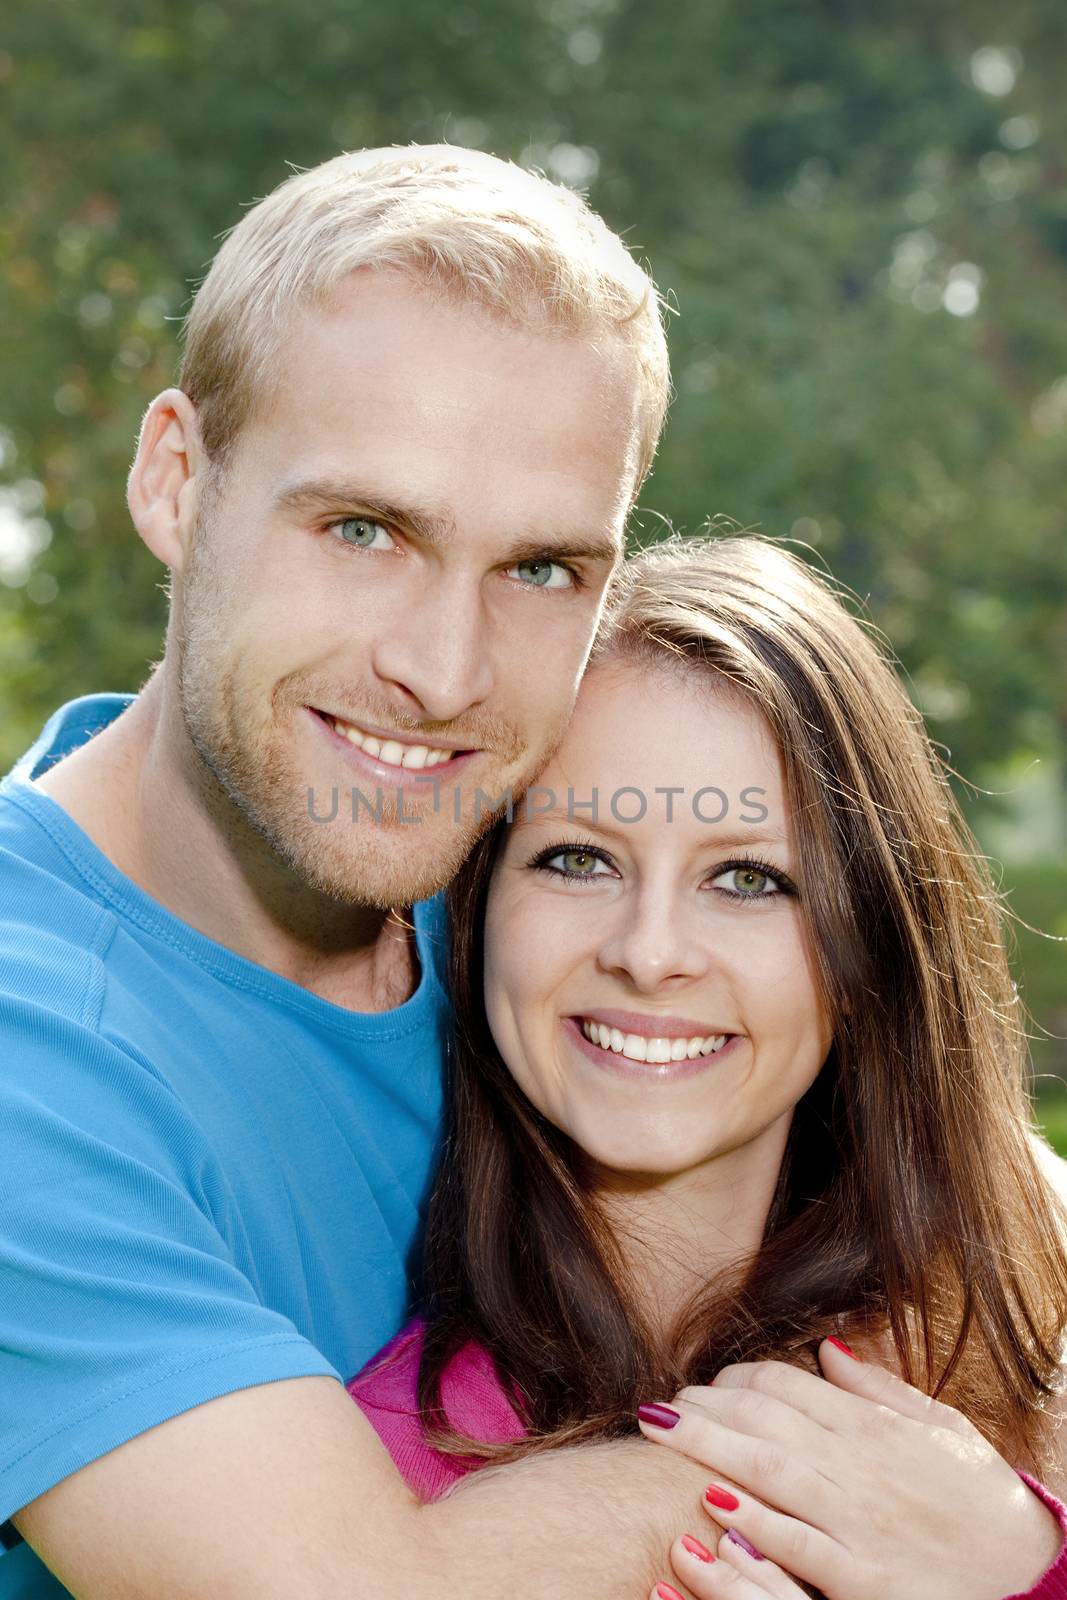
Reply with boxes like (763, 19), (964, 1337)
(0, 146), (712, 1598)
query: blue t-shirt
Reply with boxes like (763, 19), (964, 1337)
(0, 694), (448, 1536)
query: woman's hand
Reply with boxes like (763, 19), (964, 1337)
(638, 1337), (1063, 1600)
(650, 1528), (815, 1600)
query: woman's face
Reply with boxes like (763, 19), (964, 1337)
(483, 655), (834, 1184)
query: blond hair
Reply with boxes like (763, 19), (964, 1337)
(179, 145), (670, 489)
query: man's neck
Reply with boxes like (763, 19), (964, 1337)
(32, 672), (418, 1013)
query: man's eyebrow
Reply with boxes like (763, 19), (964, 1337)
(499, 531), (622, 566)
(271, 479), (451, 545)
(272, 478), (621, 565)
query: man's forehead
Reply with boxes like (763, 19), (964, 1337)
(280, 275), (647, 442)
(239, 279), (643, 531)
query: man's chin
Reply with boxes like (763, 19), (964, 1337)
(290, 814), (489, 910)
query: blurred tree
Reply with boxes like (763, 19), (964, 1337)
(3, 0), (1065, 808)
(1, 2), (1065, 1038)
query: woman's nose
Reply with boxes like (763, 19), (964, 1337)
(595, 892), (712, 992)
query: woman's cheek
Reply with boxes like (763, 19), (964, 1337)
(484, 891), (588, 1116)
(484, 893), (547, 1051)
(740, 916), (813, 1004)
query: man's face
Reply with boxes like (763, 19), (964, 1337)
(174, 271), (641, 908)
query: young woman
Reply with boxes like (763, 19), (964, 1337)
(348, 535), (1067, 1599)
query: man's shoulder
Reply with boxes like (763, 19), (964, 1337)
(0, 795), (116, 1027)
(0, 691), (135, 944)
(3, 692), (136, 787)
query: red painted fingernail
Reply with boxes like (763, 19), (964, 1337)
(681, 1533), (715, 1563)
(638, 1402), (681, 1429)
(827, 1335), (857, 1358)
(705, 1483), (741, 1511)
(655, 1586), (686, 1600)
(727, 1529), (764, 1561)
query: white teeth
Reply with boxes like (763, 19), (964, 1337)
(330, 717), (455, 769)
(581, 1019), (730, 1063)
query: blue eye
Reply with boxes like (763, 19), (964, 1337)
(506, 559), (575, 589)
(332, 517), (395, 550)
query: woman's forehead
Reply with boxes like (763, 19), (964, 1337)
(558, 654), (781, 780)
(502, 654), (792, 850)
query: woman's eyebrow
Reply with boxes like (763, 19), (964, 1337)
(696, 828), (790, 851)
(517, 809), (789, 851)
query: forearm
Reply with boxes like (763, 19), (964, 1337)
(14, 1379), (707, 1600)
(412, 1437), (708, 1600)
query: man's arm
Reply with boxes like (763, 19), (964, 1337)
(14, 1375), (708, 1600)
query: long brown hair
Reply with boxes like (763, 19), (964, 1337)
(419, 534), (1067, 1472)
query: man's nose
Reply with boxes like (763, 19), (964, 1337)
(371, 573), (495, 724)
(595, 887), (713, 993)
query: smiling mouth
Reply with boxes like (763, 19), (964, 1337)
(316, 710), (467, 771)
(579, 1018), (731, 1064)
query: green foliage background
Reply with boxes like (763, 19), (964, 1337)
(1, 0), (1064, 1111)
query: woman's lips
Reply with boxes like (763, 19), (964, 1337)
(563, 1015), (741, 1081)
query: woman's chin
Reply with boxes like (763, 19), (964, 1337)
(575, 1126), (730, 1184)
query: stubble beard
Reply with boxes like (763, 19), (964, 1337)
(171, 520), (567, 910)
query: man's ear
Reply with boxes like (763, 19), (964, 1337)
(127, 388), (206, 574)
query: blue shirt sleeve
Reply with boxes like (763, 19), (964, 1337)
(0, 991), (340, 1526)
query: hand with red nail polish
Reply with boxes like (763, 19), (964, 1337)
(704, 1482), (740, 1512)
(661, 1524), (811, 1600)
(639, 1402), (681, 1430)
(640, 1344), (1066, 1600)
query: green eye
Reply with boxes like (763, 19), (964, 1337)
(558, 850), (599, 874)
(334, 517), (394, 549)
(537, 846), (613, 879)
(507, 559), (574, 589)
(711, 864), (784, 899)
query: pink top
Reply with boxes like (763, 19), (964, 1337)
(348, 1318), (1067, 1595)
(346, 1317), (525, 1501)
(1011, 1475), (1067, 1600)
